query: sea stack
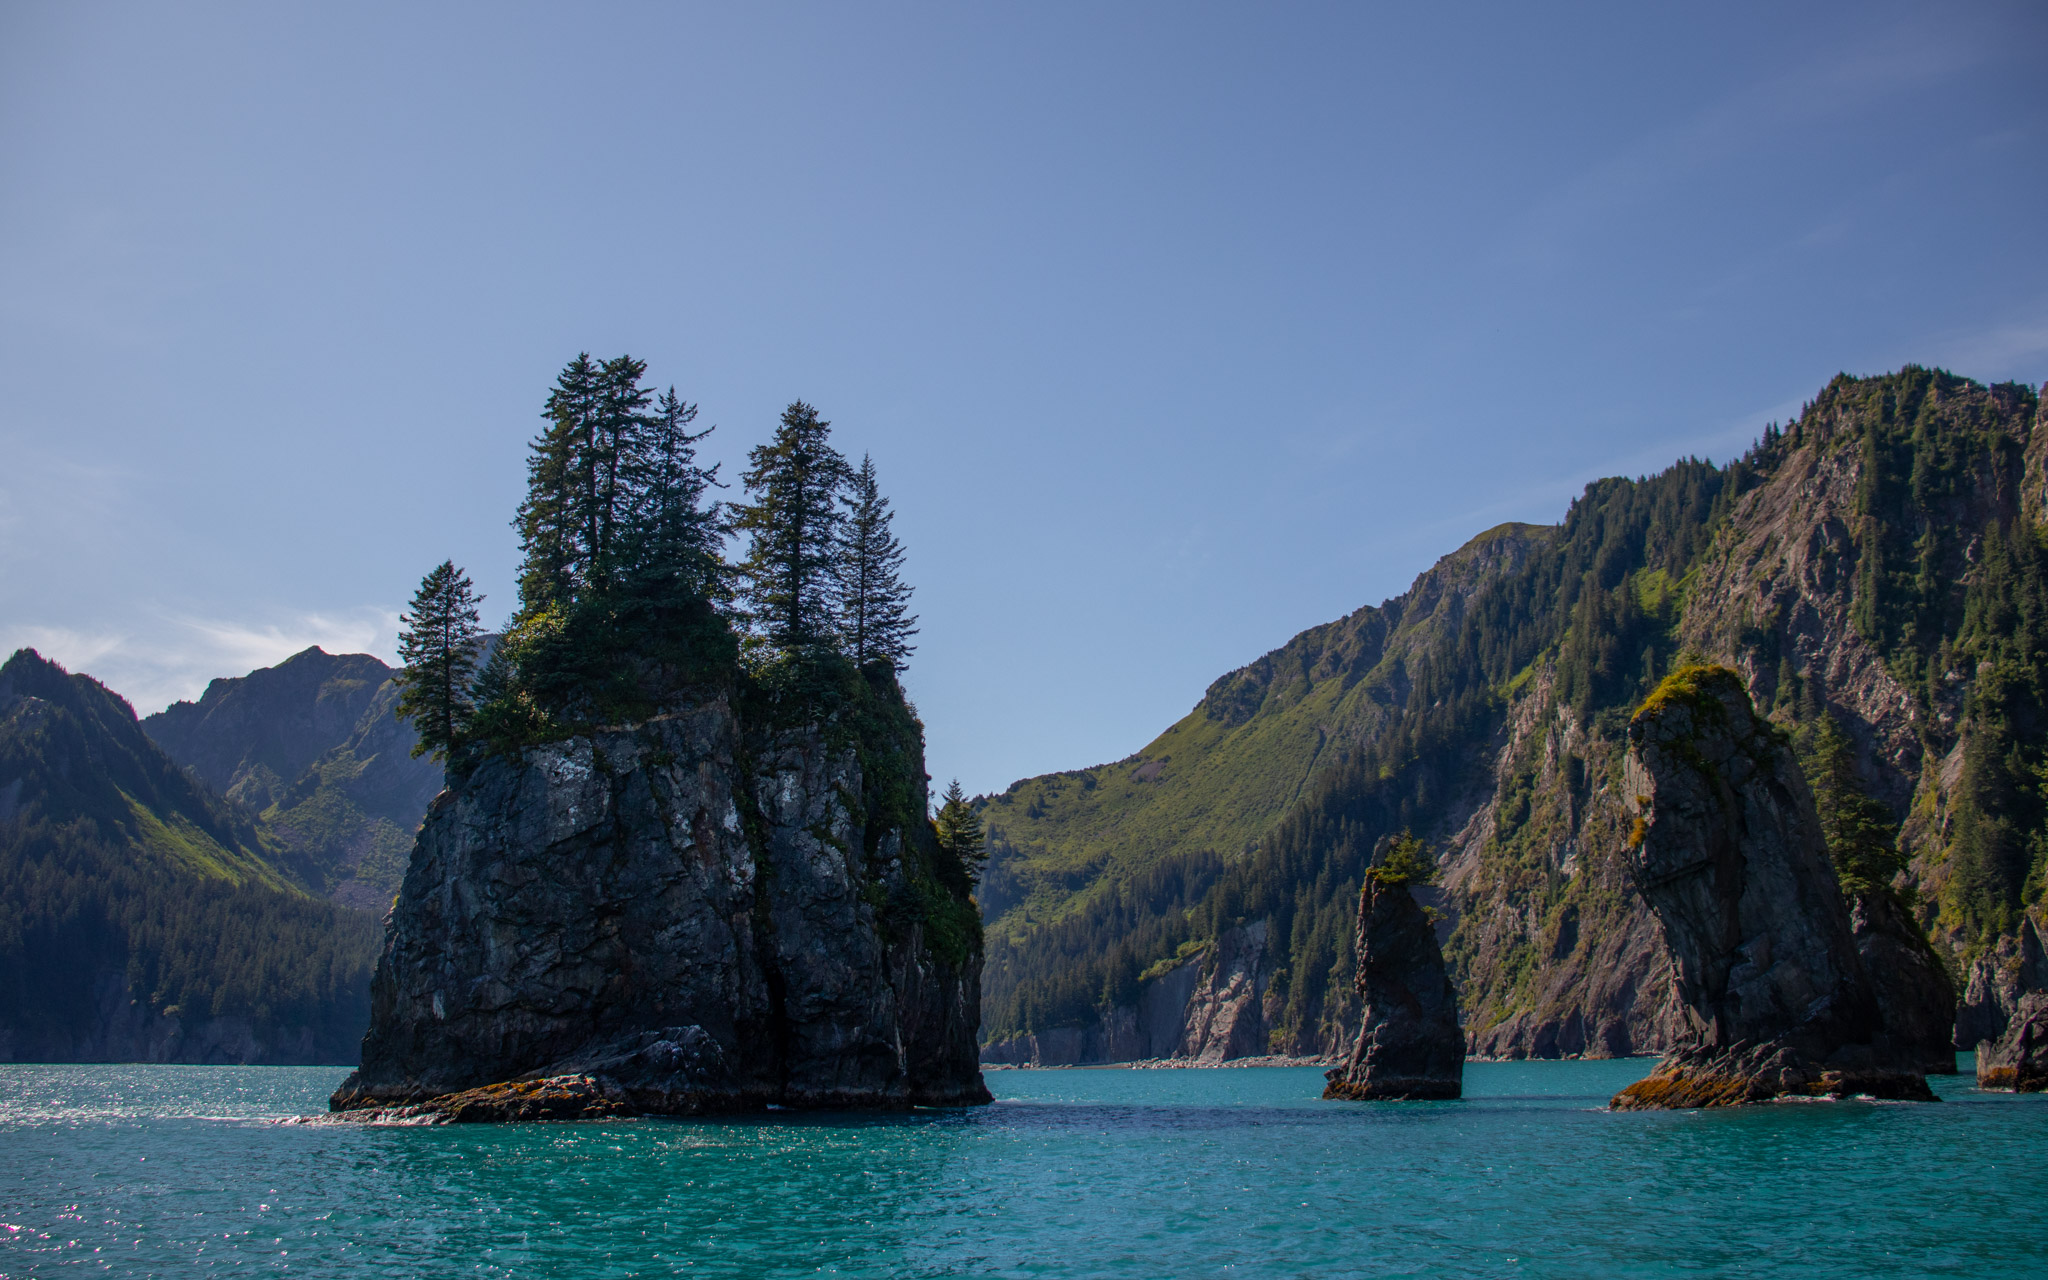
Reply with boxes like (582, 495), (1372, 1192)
(1611, 666), (1933, 1109)
(329, 671), (990, 1121)
(1323, 836), (1463, 1101)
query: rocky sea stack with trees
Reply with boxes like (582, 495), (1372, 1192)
(1321, 833), (1463, 1101)
(331, 355), (988, 1120)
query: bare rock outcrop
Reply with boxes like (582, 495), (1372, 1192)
(1611, 667), (1933, 1108)
(1323, 866), (1462, 1101)
(1975, 992), (2048, 1092)
(1956, 914), (2047, 1050)
(1849, 889), (1958, 1073)
(330, 680), (989, 1119)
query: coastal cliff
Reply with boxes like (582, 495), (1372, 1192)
(332, 667), (988, 1117)
(978, 368), (2030, 1070)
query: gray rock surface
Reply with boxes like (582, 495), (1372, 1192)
(1956, 914), (2047, 1050)
(1611, 668), (1932, 1108)
(1850, 888), (1958, 1073)
(331, 689), (988, 1116)
(1323, 872), (1463, 1101)
(1975, 991), (2048, 1092)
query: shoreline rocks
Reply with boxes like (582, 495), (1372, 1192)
(1975, 992), (2048, 1092)
(1610, 667), (1935, 1109)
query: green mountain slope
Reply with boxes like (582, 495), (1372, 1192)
(145, 646), (442, 910)
(0, 649), (379, 1063)
(982, 367), (2046, 1062)
(980, 522), (1550, 932)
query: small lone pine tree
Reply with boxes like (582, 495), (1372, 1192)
(835, 454), (917, 671)
(731, 401), (848, 656)
(1367, 830), (1434, 889)
(934, 778), (987, 885)
(396, 560), (485, 761)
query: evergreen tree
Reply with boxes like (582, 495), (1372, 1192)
(732, 401), (848, 654)
(1803, 716), (1905, 893)
(590, 354), (654, 594)
(835, 453), (918, 670)
(395, 561), (485, 760)
(935, 778), (987, 884)
(512, 353), (655, 610)
(621, 388), (723, 604)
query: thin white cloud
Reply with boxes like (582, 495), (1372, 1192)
(1, 606), (401, 716)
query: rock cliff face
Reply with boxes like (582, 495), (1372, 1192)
(1975, 992), (2048, 1092)
(1323, 874), (1462, 1100)
(331, 680), (988, 1117)
(979, 922), (1296, 1066)
(1955, 913), (2047, 1051)
(1611, 668), (1931, 1108)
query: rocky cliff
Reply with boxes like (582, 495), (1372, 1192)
(332, 669), (988, 1116)
(1611, 667), (1931, 1107)
(1975, 991), (2048, 1091)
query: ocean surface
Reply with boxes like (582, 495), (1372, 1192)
(1, 1058), (2041, 1278)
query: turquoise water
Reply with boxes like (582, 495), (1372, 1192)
(1, 1059), (2041, 1277)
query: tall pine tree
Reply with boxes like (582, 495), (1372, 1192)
(732, 401), (848, 655)
(395, 561), (485, 760)
(835, 453), (917, 671)
(512, 353), (655, 610)
(621, 388), (723, 605)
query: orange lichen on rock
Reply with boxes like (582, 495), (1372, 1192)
(332, 1074), (632, 1124)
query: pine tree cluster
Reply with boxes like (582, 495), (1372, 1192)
(395, 354), (919, 762)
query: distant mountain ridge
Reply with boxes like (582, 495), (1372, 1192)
(982, 367), (2048, 1067)
(0, 649), (378, 1063)
(145, 646), (441, 911)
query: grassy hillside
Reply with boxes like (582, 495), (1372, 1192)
(146, 646), (442, 910)
(980, 522), (1551, 935)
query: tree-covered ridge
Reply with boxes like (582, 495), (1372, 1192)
(981, 366), (2045, 1054)
(1, 649), (379, 1060)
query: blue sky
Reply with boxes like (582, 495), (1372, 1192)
(2, 1), (2044, 795)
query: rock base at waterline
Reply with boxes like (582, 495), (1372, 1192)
(331, 1075), (633, 1125)
(1611, 1043), (1936, 1109)
(1322, 1072), (1461, 1101)
(1975, 992), (2048, 1093)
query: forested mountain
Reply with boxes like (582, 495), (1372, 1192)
(0, 649), (379, 1063)
(981, 367), (2047, 1065)
(145, 647), (441, 910)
